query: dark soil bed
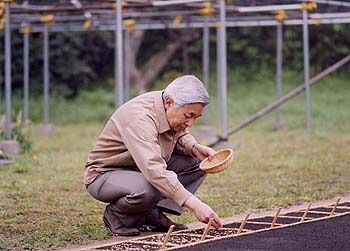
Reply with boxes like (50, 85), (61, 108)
(173, 214), (350, 251)
(312, 207), (350, 213)
(224, 222), (269, 231)
(338, 202), (350, 207)
(142, 234), (203, 245)
(250, 216), (300, 225)
(187, 228), (237, 237)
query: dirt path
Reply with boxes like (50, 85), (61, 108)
(53, 195), (350, 251)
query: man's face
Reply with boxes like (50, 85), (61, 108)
(165, 97), (204, 132)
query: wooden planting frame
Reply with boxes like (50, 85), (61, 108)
(92, 198), (350, 251)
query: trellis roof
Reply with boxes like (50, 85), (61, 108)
(2, 0), (350, 33)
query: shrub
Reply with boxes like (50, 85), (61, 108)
(0, 111), (32, 153)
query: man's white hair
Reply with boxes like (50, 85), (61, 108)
(163, 75), (210, 108)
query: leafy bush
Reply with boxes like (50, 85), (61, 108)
(0, 111), (32, 152)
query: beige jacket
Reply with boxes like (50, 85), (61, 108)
(84, 91), (198, 206)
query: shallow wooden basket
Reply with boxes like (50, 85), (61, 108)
(199, 148), (234, 174)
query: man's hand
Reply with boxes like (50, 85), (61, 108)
(184, 195), (222, 229)
(192, 144), (216, 161)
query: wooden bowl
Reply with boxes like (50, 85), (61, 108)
(199, 148), (234, 174)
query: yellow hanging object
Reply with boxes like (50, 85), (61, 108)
(200, 2), (213, 16)
(310, 0), (317, 10)
(301, 1), (317, 11)
(0, 3), (5, 16)
(0, 0), (16, 3)
(215, 21), (221, 28)
(21, 25), (31, 33)
(275, 10), (287, 22)
(0, 16), (5, 31)
(123, 19), (135, 32)
(315, 18), (321, 26)
(84, 19), (91, 29)
(112, 0), (127, 11)
(173, 15), (182, 26)
(40, 15), (54, 24)
(226, 0), (233, 3)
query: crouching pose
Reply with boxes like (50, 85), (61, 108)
(84, 75), (222, 236)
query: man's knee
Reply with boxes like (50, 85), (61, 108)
(142, 186), (162, 207)
(122, 185), (161, 211)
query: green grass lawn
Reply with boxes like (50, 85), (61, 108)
(0, 71), (349, 250)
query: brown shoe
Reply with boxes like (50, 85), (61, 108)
(103, 206), (139, 236)
(143, 210), (188, 232)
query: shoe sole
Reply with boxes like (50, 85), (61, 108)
(103, 216), (139, 237)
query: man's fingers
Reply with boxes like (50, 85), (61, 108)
(207, 153), (215, 161)
(208, 215), (222, 229)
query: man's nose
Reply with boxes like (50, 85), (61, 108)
(185, 117), (195, 127)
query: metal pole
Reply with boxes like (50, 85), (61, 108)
(23, 31), (29, 124)
(43, 24), (49, 124)
(202, 16), (209, 124)
(115, 0), (124, 108)
(275, 22), (283, 123)
(0, 33), (2, 113)
(216, 23), (221, 131)
(5, 2), (12, 140)
(218, 0), (228, 139)
(303, 9), (311, 133)
(123, 29), (130, 102)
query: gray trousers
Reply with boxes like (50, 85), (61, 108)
(86, 153), (206, 228)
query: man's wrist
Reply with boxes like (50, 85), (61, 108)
(191, 143), (198, 156)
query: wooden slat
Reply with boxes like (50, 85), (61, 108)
(270, 207), (282, 228)
(300, 202), (312, 222)
(161, 225), (175, 250)
(200, 218), (214, 241)
(237, 213), (250, 234)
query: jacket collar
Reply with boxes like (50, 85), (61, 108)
(155, 91), (171, 134)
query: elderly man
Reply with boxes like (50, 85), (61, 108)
(84, 75), (222, 236)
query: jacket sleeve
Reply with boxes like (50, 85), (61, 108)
(175, 129), (198, 156)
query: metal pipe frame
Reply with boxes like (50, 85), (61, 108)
(0, 34), (2, 112)
(298, 0), (350, 8)
(303, 9), (311, 133)
(23, 31), (29, 124)
(202, 16), (209, 125)
(43, 23), (50, 124)
(234, 4), (302, 13)
(5, 2), (12, 140)
(152, 0), (210, 6)
(217, 0), (227, 139)
(9, 16), (350, 33)
(115, 0), (124, 108)
(275, 22), (283, 124)
(123, 29), (130, 102)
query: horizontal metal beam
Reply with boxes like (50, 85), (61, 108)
(234, 4), (302, 13)
(310, 12), (350, 18)
(298, 0), (350, 7)
(152, 0), (210, 6)
(9, 16), (350, 33)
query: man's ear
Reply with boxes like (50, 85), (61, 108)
(164, 97), (174, 109)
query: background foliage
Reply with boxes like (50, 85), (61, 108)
(0, 24), (349, 100)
